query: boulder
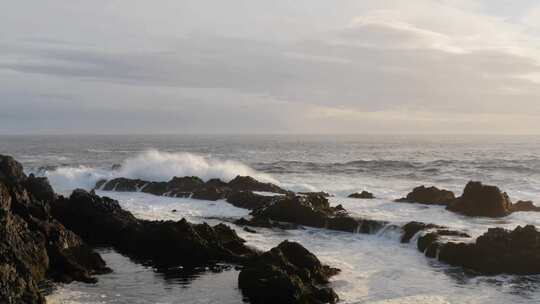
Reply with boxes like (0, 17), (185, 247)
(446, 181), (512, 217)
(238, 240), (339, 304)
(396, 185), (455, 205)
(438, 225), (540, 274)
(348, 191), (375, 199)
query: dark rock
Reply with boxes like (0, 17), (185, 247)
(227, 175), (287, 194)
(0, 154), (26, 184)
(100, 177), (147, 192)
(243, 227), (257, 234)
(438, 225), (540, 274)
(171, 209), (178, 213)
(396, 185), (455, 205)
(348, 191), (375, 199)
(23, 174), (56, 202)
(191, 186), (229, 201)
(511, 200), (540, 212)
(299, 191), (332, 197)
(226, 191), (276, 210)
(168, 176), (205, 192)
(252, 195), (332, 228)
(52, 189), (258, 266)
(0, 155), (110, 303)
(238, 240), (339, 304)
(446, 181), (512, 217)
(327, 216), (359, 233)
(401, 221), (442, 243)
(234, 217), (299, 230)
(417, 232), (439, 253)
(111, 164), (122, 170)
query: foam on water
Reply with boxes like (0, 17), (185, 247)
(43, 149), (277, 194)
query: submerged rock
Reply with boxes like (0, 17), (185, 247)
(348, 191), (375, 199)
(396, 185), (455, 205)
(238, 240), (339, 304)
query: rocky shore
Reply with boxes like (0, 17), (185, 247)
(97, 173), (540, 276)
(4, 152), (540, 303)
(0, 155), (339, 303)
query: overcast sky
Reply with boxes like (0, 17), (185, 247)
(2, 0), (540, 134)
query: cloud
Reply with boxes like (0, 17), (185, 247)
(1, 0), (540, 134)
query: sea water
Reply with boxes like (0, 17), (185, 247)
(1, 134), (540, 303)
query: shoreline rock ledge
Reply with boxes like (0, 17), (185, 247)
(0, 154), (340, 304)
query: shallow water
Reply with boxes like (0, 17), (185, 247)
(1, 134), (540, 303)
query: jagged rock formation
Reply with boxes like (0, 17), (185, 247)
(238, 240), (339, 304)
(0, 155), (110, 304)
(52, 189), (258, 266)
(95, 175), (290, 208)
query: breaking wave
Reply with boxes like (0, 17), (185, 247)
(43, 149), (278, 193)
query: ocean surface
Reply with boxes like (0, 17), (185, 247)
(2, 134), (540, 304)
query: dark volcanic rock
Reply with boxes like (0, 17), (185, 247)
(401, 221), (442, 243)
(191, 186), (229, 201)
(252, 195), (331, 228)
(23, 174), (56, 202)
(327, 216), (359, 232)
(348, 191), (375, 199)
(227, 175), (287, 194)
(446, 181), (512, 217)
(0, 155), (110, 303)
(396, 185), (455, 205)
(238, 240), (339, 304)
(52, 189), (259, 266)
(438, 225), (540, 274)
(226, 191), (276, 210)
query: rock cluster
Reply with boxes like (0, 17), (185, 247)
(397, 181), (540, 217)
(0, 154), (340, 303)
(52, 189), (258, 266)
(96, 175), (289, 209)
(238, 240), (339, 304)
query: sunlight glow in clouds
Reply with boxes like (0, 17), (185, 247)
(1, 0), (540, 134)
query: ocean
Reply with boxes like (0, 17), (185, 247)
(2, 134), (540, 304)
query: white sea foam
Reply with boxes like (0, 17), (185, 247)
(44, 150), (277, 194)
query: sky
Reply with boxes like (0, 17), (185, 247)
(2, 0), (540, 134)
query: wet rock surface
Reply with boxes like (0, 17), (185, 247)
(396, 185), (455, 205)
(447, 181), (540, 217)
(52, 189), (259, 266)
(438, 225), (540, 275)
(0, 155), (110, 304)
(96, 175), (289, 209)
(238, 240), (339, 304)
